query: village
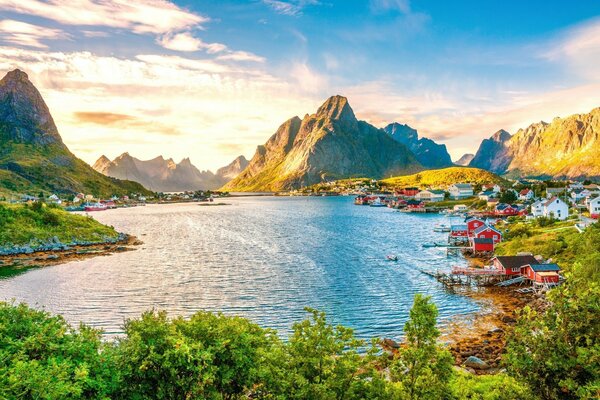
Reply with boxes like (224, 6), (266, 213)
(352, 179), (600, 293)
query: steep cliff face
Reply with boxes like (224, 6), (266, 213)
(469, 129), (513, 173)
(223, 96), (422, 191)
(0, 69), (150, 196)
(454, 154), (474, 166)
(384, 123), (453, 168)
(470, 109), (600, 178)
(216, 155), (249, 181)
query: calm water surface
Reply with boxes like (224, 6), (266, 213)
(0, 197), (478, 339)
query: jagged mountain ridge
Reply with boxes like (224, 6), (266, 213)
(0, 69), (151, 197)
(469, 109), (600, 178)
(223, 95), (422, 192)
(383, 123), (453, 168)
(94, 153), (247, 191)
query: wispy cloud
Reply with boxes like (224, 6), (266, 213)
(157, 32), (227, 53)
(369, 0), (411, 14)
(262, 0), (319, 16)
(0, 19), (68, 48)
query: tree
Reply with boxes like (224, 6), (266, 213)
(113, 310), (272, 400)
(504, 268), (600, 399)
(499, 190), (517, 204)
(389, 295), (454, 400)
(0, 302), (117, 399)
(266, 308), (389, 400)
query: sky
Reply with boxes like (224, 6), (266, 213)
(1, 0), (600, 171)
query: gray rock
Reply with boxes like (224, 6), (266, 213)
(463, 356), (490, 370)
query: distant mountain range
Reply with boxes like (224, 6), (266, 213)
(93, 153), (248, 192)
(0, 69), (150, 197)
(222, 95), (422, 192)
(383, 123), (453, 168)
(469, 108), (600, 178)
(454, 153), (474, 166)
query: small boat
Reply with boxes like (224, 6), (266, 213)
(370, 198), (386, 207)
(386, 255), (399, 261)
(433, 224), (451, 232)
(84, 202), (107, 212)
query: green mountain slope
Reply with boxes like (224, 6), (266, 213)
(0, 69), (151, 198)
(381, 167), (507, 188)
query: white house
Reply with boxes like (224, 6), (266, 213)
(589, 197), (600, 218)
(569, 182), (584, 190)
(531, 199), (545, 217)
(543, 197), (569, 220)
(570, 189), (586, 202)
(415, 189), (445, 202)
(449, 183), (474, 200)
(519, 189), (534, 201)
(483, 184), (502, 193)
(546, 187), (566, 199)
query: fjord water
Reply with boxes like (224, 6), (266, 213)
(0, 197), (478, 339)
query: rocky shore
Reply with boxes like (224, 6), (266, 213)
(0, 234), (142, 269)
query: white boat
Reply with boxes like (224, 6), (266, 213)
(433, 224), (451, 232)
(370, 198), (386, 207)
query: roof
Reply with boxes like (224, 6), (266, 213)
(544, 196), (565, 207)
(520, 189), (531, 195)
(525, 263), (561, 272)
(429, 189), (446, 195)
(473, 225), (501, 235)
(452, 183), (473, 189)
(547, 188), (565, 193)
(473, 238), (493, 244)
(465, 216), (485, 223)
(493, 255), (539, 269)
(451, 224), (468, 231)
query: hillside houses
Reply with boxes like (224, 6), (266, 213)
(543, 197), (569, 220)
(519, 188), (534, 201)
(415, 189), (445, 202)
(449, 183), (474, 200)
(589, 196), (600, 219)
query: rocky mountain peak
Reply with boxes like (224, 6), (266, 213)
(384, 123), (418, 144)
(383, 122), (452, 169)
(454, 153), (474, 166)
(491, 129), (512, 142)
(0, 69), (64, 146)
(315, 95), (356, 123)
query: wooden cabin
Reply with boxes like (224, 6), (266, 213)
(520, 263), (561, 284)
(450, 224), (468, 238)
(491, 255), (539, 276)
(466, 217), (486, 237)
(472, 225), (503, 244)
(472, 237), (494, 252)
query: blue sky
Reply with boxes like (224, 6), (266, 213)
(1, 0), (599, 170)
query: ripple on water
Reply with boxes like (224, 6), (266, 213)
(0, 197), (478, 340)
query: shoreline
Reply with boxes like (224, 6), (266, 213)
(0, 235), (142, 269)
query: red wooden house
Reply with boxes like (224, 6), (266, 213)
(466, 217), (486, 237)
(398, 187), (420, 197)
(450, 224), (468, 238)
(491, 255), (539, 276)
(495, 203), (519, 216)
(472, 225), (503, 244)
(520, 264), (561, 284)
(471, 237), (494, 252)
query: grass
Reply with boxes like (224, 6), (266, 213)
(0, 202), (119, 247)
(380, 167), (507, 188)
(0, 127), (152, 198)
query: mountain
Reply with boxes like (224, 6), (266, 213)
(216, 155), (249, 181)
(383, 123), (453, 168)
(381, 167), (507, 188)
(94, 153), (235, 192)
(222, 96), (422, 192)
(0, 69), (151, 197)
(454, 153), (474, 166)
(470, 108), (600, 178)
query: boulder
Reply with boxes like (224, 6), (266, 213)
(463, 356), (490, 370)
(382, 338), (400, 349)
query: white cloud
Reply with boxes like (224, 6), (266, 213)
(157, 32), (227, 53)
(217, 51), (266, 63)
(0, 19), (68, 48)
(541, 17), (600, 81)
(0, 0), (206, 35)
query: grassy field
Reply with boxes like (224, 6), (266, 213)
(381, 167), (507, 188)
(0, 202), (119, 247)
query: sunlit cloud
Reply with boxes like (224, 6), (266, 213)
(0, 20), (68, 48)
(262, 0), (320, 16)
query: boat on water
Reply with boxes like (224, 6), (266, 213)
(369, 197), (386, 207)
(433, 224), (451, 232)
(84, 203), (108, 212)
(422, 242), (448, 248)
(386, 255), (399, 261)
